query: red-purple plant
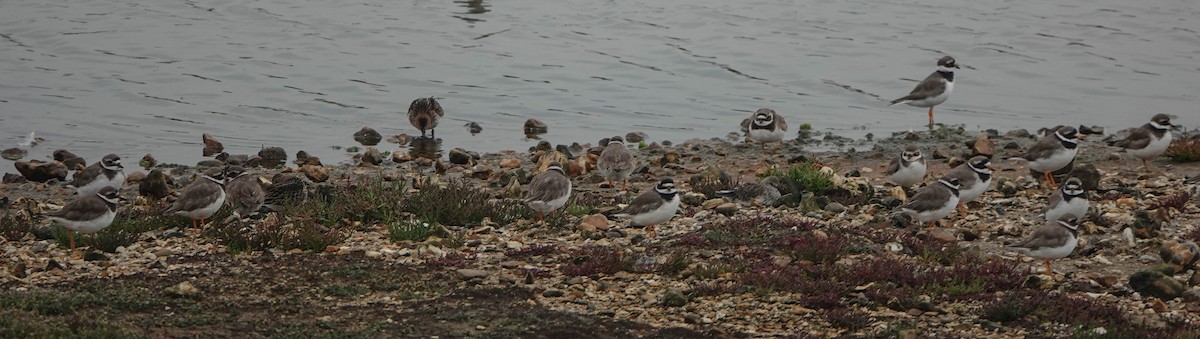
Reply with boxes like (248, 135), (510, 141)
(561, 245), (630, 277)
(426, 252), (476, 268)
(505, 243), (558, 258)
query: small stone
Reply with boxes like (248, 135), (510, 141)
(387, 134), (412, 146)
(579, 214), (609, 232)
(930, 228), (956, 242)
(258, 147), (288, 168)
(1068, 163), (1101, 191)
(524, 119), (548, 136)
(1005, 129), (1032, 138)
(715, 203), (738, 216)
(391, 151), (412, 163)
(464, 122), (483, 135)
(139, 154), (157, 170)
(1129, 269), (1186, 300)
(625, 131), (648, 143)
(448, 148), (473, 165)
(661, 290), (689, 307)
(124, 171), (147, 183)
(1, 148), (27, 160)
(45, 259), (64, 271)
(54, 150), (87, 168)
(167, 281), (200, 297)
(361, 147), (383, 166)
(202, 133), (224, 157)
(931, 148), (949, 160)
(365, 251), (382, 258)
(456, 269), (490, 280)
(542, 289), (565, 297)
(824, 202), (847, 213)
(353, 126), (383, 146)
(14, 160), (68, 182)
(300, 165), (329, 183)
(973, 134), (994, 156)
(148, 260), (167, 269)
(946, 156), (964, 168)
(83, 252), (110, 261)
(499, 158), (520, 169)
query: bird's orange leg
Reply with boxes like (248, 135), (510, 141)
(68, 230), (76, 252)
(928, 107), (935, 129)
(647, 224), (657, 238)
(1044, 171), (1057, 189)
(1043, 260), (1053, 277)
(958, 203), (968, 219)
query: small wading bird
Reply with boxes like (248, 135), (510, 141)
(408, 97), (444, 138)
(70, 154), (125, 197)
(525, 165), (571, 225)
(890, 56), (959, 129)
(1009, 218), (1080, 278)
(164, 167), (226, 234)
(885, 145), (926, 189)
(614, 178), (680, 238)
(898, 178), (961, 228)
(46, 186), (124, 256)
(1010, 126), (1081, 189)
(746, 108), (788, 153)
(1109, 114), (1174, 171)
(597, 136), (636, 193)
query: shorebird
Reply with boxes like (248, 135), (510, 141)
(890, 56), (959, 129)
(885, 145), (927, 189)
(1010, 218), (1079, 278)
(408, 97), (444, 138)
(1110, 114), (1174, 171)
(614, 178), (680, 238)
(747, 108), (788, 152)
(164, 167), (226, 234)
(69, 154), (125, 196)
(525, 165), (571, 224)
(46, 186), (123, 256)
(898, 178), (961, 228)
(597, 136), (636, 193)
(224, 166), (265, 217)
(1011, 126), (1081, 189)
(1044, 177), (1087, 223)
(941, 155), (992, 218)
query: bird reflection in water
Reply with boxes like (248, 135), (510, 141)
(453, 0), (489, 23)
(409, 136), (442, 160)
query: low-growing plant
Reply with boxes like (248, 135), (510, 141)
(402, 179), (528, 225)
(426, 252), (475, 268)
(214, 218), (285, 253)
(279, 219), (349, 252)
(1165, 136), (1200, 162)
(505, 243), (558, 258)
(761, 160), (834, 193)
(561, 245), (630, 276)
(657, 251), (691, 277)
(388, 219), (445, 243)
(776, 234), (849, 264)
(701, 215), (817, 246)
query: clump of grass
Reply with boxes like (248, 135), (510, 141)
(975, 290), (1189, 337)
(279, 219), (349, 252)
(761, 160), (834, 193)
(388, 219), (446, 243)
(505, 243), (558, 258)
(214, 219), (284, 253)
(1165, 136), (1200, 162)
(561, 245), (631, 277)
(657, 251), (691, 276)
(402, 179), (528, 225)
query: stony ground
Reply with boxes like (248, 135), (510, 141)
(2, 126), (1200, 338)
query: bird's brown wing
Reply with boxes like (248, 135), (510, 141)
(47, 196), (109, 222)
(1112, 125), (1152, 150)
(525, 172), (569, 203)
(165, 181), (220, 214)
(893, 72), (946, 103)
(69, 163), (103, 187)
(619, 190), (665, 215)
(1010, 224), (1069, 251)
(1019, 134), (1063, 161)
(884, 156), (902, 175)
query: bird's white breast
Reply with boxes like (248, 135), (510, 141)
(1128, 131), (1172, 160)
(889, 161), (926, 187)
(630, 196), (680, 226)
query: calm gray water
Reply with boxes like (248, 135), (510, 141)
(2, 0), (1198, 174)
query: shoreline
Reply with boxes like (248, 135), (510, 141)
(2, 126), (1200, 337)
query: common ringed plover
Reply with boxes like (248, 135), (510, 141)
(525, 165), (571, 224)
(1009, 218), (1079, 277)
(1110, 114), (1174, 171)
(164, 167), (226, 233)
(597, 136), (636, 193)
(70, 154), (125, 196)
(885, 145), (927, 188)
(46, 186), (123, 254)
(747, 108), (788, 152)
(615, 178), (680, 238)
(408, 97), (444, 138)
(1044, 177), (1087, 223)
(941, 155), (992, 217)
(890, 56), (959, 129)
(899, 177), (960, 228)
(1011, 126), (1080, 189)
